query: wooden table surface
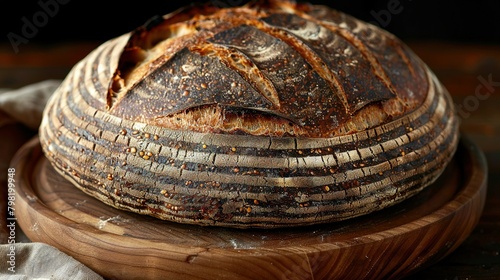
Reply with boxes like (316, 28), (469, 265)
(1, 40), (499, 279)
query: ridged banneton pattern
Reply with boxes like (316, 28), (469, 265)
(39, 0), (459, 228)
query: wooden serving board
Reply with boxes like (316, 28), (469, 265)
(13, 136), (487, 280)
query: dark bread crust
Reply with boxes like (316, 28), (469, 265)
(107, 0), (428, 137)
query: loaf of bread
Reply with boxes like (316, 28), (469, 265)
(39, 0), (459, 228)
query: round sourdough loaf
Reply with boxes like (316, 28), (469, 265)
(39, 0), (459, 228)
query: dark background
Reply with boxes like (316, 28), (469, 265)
(1, 0), (500, 49)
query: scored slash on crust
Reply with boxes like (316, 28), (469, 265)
(104, 0), (425, 138)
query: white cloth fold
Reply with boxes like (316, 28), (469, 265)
(0, 243), (103, 280)
(0, 80), (61, 130)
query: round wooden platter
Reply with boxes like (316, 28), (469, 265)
(13, 136), (487, 280)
